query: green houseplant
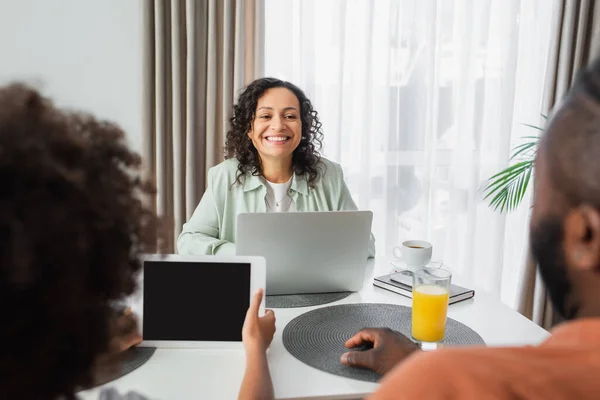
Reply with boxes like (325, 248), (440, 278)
(482, 117), (545, 213)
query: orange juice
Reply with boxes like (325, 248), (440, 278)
(412, 284), (450, 342)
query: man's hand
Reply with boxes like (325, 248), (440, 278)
(242, 289), (276, 353)
(340, 328), (419, 375)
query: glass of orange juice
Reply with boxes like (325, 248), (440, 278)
(411, 268), (452, 349)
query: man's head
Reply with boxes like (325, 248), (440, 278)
(530, 59), (600, 320)
(0, 84), (156, 399)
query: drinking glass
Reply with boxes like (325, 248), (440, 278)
(411, 268), (452, 350)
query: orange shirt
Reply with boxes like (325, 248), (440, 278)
(370, 318), (600, 400)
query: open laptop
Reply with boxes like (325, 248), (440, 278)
(236, 211), (373, 295)
(133, 254), (265, 348)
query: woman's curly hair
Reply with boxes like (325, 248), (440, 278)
(225, 78), (324, 187)
(0, 84), (157, 399)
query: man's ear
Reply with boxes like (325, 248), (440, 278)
(563, 205), (600, 272)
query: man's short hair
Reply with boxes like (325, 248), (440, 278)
(545, 58), (600, 209)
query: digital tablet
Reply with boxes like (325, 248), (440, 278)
(135, 254), (266, 348)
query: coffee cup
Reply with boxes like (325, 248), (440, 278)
(393, 240), (433, 267)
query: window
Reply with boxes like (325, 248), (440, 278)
(263, 0), (554, 307)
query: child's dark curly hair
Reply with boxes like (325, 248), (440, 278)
(224, 78), (324, 187)
(0, 84), (157, 399)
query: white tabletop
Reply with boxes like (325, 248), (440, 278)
(80, 259), (549, 400)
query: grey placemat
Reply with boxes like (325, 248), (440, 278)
(283, 303), (484, 382)
(266, 292), (352, 308)
(88, 347), (156, 389)
(119, 347), (156, 377)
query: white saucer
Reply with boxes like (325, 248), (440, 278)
(390, 258), (444, 272)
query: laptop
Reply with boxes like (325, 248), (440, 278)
(134, 254), (266, 348)
(236, 211), (373, 295)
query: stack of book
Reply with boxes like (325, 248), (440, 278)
(373, 271), (475, 305)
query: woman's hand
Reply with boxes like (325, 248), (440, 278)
(239, 289), (276, 400)
(99, 308), (142, 360)
(242, 289), (276, 353)
(110, 307), (143, 351)
(94, 307), (142, 381)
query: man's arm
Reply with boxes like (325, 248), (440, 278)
(368, 350), (466, 399)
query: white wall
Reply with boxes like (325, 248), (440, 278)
(0, 0), (144, 151)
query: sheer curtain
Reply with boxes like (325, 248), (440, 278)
(263, 0), (554, 307)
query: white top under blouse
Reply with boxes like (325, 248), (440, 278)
(264, 176), (295, 212)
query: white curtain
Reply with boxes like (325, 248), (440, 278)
(263, 0), (554, 307)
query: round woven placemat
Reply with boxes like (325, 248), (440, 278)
(86, 347), (156, 389)
(283, 303), (484, 382)
(266, 292), (352, 308)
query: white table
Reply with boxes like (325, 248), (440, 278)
(80, 259), (549, 400)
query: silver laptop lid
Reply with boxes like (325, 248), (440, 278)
(236, 211), (372, 295)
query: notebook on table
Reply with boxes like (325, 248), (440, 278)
(373, 271), (475, 305)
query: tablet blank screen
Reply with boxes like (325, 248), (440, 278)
(142, 261), (251, 341)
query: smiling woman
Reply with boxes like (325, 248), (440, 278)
(177, 77), (375, 256)
(225, 78), (323, 188)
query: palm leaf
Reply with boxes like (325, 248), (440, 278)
(521, 123), (544, 132)
(483, 161), (531, 193)
(483, 120), (544, 213)
(483, 140), (538, 212)
(510, 138), (539, 160)
(483, 160), (534, 212)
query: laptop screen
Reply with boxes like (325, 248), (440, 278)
(142, 260), (251, 342)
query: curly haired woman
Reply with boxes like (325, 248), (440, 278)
(0, 84), (276, 400)
(177, 78), (375, 256)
